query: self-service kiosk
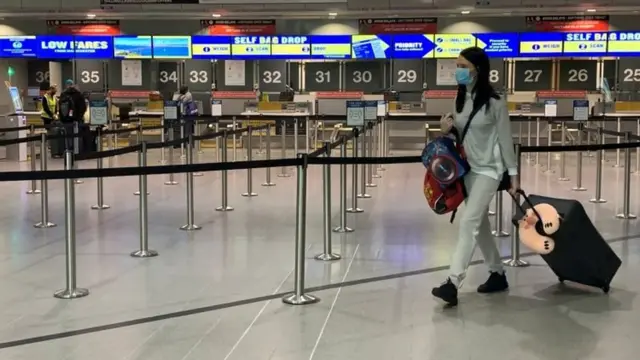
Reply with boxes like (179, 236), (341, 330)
(0, 84), (28, 161)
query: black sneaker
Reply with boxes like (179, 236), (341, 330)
(432, 278), (458, 306)
(477, 272), (509, 294)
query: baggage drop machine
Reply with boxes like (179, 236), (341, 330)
(0, 85), (28, 161)
(211, 91), (258, 157)
(108, 90), (163, 146)
(316, 91), (363, 146)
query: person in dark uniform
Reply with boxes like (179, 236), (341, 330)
(58, 79), (87, 123)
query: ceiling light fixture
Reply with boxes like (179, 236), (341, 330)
(212, 13), (221, 18)
(86, 13), (96, 18)
(461, 10), (471, 15)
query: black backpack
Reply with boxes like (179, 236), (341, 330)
(58, 92), (75, 120)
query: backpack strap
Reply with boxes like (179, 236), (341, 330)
(450, 98), (490, 145)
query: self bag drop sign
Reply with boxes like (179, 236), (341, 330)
(37, 36), (113, 59)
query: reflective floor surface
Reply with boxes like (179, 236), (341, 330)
(0, 147), (639, 359)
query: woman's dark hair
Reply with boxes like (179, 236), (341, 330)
(455, 46), (500, 113)
(179, 86), (189, 95)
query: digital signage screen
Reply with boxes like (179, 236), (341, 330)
(476, 33), (519, 57)
(113, 36), (152, 59)
(152, 36), (192, 59)
(73, 36), (113, 59)
(37, 35), (75, 59)
(607, 32), (640, 56)
(562, 32), (607, 56)
(519, 32), (563, 56)
(270, 35), (310, 59)
(0, 36), (37, 58)
(231, 36), (271, 58)
(433, 34), (476, 58)
(392, 34), (435, 59)
(351, 35), (392, 59)
(191, 36), (231, 59)
(310, 35), (351, 59)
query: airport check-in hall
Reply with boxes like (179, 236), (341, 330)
(2, 1), (640, 359)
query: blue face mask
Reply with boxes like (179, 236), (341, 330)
(455, 68), (472, 85)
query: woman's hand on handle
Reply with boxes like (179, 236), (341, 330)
(440, 113), (454, 135)
(508, 176), (520, 197)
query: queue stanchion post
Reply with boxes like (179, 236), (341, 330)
(366, 122), (377, 187)
(196, 120), (204, 155)
(282, 154), (319, 306)
(601, 130), (608, 163)
(526, 118), (532, 163)
(317, 142), (341, 261)
(558, 122), (569, 181)
(26, 124), (40, 195)
(334, 138), (354, 232)
(590, 128), (607, 204)
(503, 144), (529, 268)
(131, 142), (158, 257)
(586, 120), (594, 157)
(180, 120), (186, 159)
(372, 121), (381, 178)
(242, 126), (257, 197)
(358, 126), (371, 198)
(232, 116), (238, 162)
(294, 118), (299, 156)
(378, 118), (385, 172)
(54, 150), (89, 299)
(262, 124), (275, 187)
(616, 132), (637, 220)
(34, 132), (56, 228)
(216, 131), (234, 212)
(181, 135), (202, 230)
(491, 191), (509, 237)
(215, 122), (220, 163)
(164, 122), (179, 186)
(572, 124), (587, 191)
(614, 117), (622, 167)
(347, 130), (364, 213)
(278, 120), (290, 178)
(535, 117), (541, 167)
(257, 124), (265, 154)
(91, 128), (110, 210)
(193, 128), (204, 177)
(72, 122), (83, 184)
(159, 118), (166, 164)
(305, 117), (310, 153)
(544, 121), (553, 174)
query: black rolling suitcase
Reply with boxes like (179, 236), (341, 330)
(511, 190), (621, 293)
(49, 122), (68, 158)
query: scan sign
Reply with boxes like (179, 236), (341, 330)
(562, 32), (607, 56)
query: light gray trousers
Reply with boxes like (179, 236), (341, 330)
(449, 172), (504, 287)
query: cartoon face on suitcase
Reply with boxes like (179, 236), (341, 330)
(421, 137), (469, 183)
(517, 203), (562, 255)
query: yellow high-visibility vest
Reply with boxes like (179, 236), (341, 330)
(40, 93), (57, 119)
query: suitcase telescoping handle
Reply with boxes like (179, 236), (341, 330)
(509, 189), (545, 223)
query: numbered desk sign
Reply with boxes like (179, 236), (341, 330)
(573, 100), (589, 121)
(163, 100), (179, 121)
(544, 100), (557, 117)
(89, 100), (108, 126)
(346, 101), (364, 127)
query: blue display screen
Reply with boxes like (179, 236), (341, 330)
(519, 32), (563, 56)
(0, 36), (37, 58)
(152, 36), (192, 59)
(392, 34), (436, 59)
(475, 33), (519, 57)
(309, 35), (351, 59)
(351, 35), (392, 59)
(113, 36), (152, 59)
(191, 36), (232, 59)
(73, 36), (113, 59)
(37, 36), (75, 59)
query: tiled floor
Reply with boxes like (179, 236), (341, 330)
(0, 146), (639, 359)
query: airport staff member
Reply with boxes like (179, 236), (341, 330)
(40, 84), (58, 125)
(431, 46), (519, 307)
(178, 85), (197, 136)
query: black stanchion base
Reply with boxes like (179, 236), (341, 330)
(503, 259), (529, 267)
(572, 187), (587, 192)
(616, 213), (637, 220)
(282, 293), (319, 305)
(54, 287), (89, 299)
(357, 194), (372, 199)
(91, 204), (111, 210)
(262, 182), (276, 187)
(215, 206), (234, 212)
(131, 249), (159, 258)
(34, 221), (56, 228)
(365, 183), (377, 188)
(26, 189), (41, 195)
(346, 208), (364, 213)
(241, 192), (258, 197)
(492, 231), (510, 237)
(590, 199), (607, 203)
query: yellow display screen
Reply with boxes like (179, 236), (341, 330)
(607, 32), (640, 55)
(270, 36), (310, 58)
(562, 32), (607, 55)
(433, 34), (476, 58)
(231, 36), (271, 57)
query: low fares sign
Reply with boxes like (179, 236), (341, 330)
(38, 36), (113, 59)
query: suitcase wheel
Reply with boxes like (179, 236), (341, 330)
(602, 285), (610, 294)
(558, 277), (565, 283)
